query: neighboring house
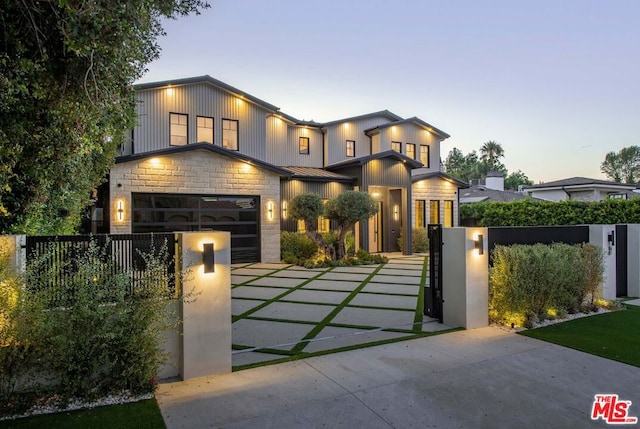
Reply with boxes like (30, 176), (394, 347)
(101, 75), (466, 263)
(460, 171), (527, 204)
(521, 177), (638, 202)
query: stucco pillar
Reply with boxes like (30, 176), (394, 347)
(589, 225), (616, 301)
(442, 227), (489, 329)
(180, 231), (232, 380)
(626, 224), (640, 298)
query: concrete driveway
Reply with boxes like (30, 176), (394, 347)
(157, 326), (640, 428)
(230, 254), (453, 369)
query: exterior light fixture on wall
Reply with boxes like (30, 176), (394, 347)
(282, 201), (287, 219)
(117, 200), (125, 222)
(474, 234), (484, 255)
(608, 231), (615, 246)
(393, 204), (399, 221)
(267, 202), (274, 220)
(203, 242), (215, 273)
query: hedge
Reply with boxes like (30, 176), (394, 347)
(461, 197), (640, 226)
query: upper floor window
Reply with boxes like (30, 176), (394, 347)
(420, 144), (430, 167)
(222, 119), (239, 151)
(299, 137), (310, 154)
(406, 143), (416, 160)
(170, 113), (188, 146)
(346, 140), (355, 157)
(391, 141), (401, 153)
(197, 116), (214, 144)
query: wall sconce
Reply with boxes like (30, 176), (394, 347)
(282, 201), (287, 220)
(267, 202), (274, 220)
(608, 231), (615, 246)
(117, 200), (124, 222)
(474, 234), (484, 255)
(393, 204), (399, 221)
(203, 242), (215, 273)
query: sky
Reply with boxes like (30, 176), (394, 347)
(139, 0), (640, 184)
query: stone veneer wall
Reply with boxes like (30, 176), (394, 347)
(412, 177), (460, 227)
(109, 149), (282, 263)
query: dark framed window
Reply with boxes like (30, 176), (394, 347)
(391, 141), (401, 153)
(222, 119), (239, 151)
(430, 200), (440, 224)
(197, 116), (214, 144)
(415, 200), (425, 228)
(420, 145), (430, 167)
(444, 200), (454, 227)
(406, 143), (416, 159)
(170, 113), (188, 146)
(299, 137), (310, 154)
(346, 140), (355, 157)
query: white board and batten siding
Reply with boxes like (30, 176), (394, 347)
(133, 83), (270, 160)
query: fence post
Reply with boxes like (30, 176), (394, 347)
(589, 225), (616, 300)
(179, 231), (232, 380)
(626, 224), (640, 298)
(442, 227), (489, 329)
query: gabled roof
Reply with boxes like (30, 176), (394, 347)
(325, 150), (423, 170)
(273, 111), (323, 128)
(365, 117), (450, 139)
(115, 143), (292, 177)
(412, 171), (468, 188)
(282, 166), (355, 182)
(522, 177), (637, 191)
(321, 110), (403, 127)
(460, 185), (528, 203)
(134, 75), (279, 112)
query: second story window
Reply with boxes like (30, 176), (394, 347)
(170, 113), (188, 146)
(392, 141), (401, 153)
(406, 143), (416, 159)
(299, 137), (310, 154)
(197, 116), (214, 144)
(420, 144), (430, 167)
(222, 119), (239, 151)
(346, 140), (355, 157)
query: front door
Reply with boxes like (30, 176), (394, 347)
(368, 201), (383, 253)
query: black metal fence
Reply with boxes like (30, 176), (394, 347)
(24, 233), (178, 305)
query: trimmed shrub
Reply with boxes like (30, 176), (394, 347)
(397, 228), (430, 253)
(489, 243), (604, 328)
(281, 231), (318, 264)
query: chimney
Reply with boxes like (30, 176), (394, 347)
(485, 171), (504, 191)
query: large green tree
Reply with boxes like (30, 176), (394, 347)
(601, 146), (640, 183)
(504, 170), (533, 190)
(0, 0), (208, 234)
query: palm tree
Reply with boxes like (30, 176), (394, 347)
(480, 141), (504, 169)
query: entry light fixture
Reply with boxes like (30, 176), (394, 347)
(474, 234), (484, 255)
(282, 201), (288, 219)
(203, 242), (215, 273)
(393, 204), (399, 221)
(117, 200), (124, 222)
(608, 231), (615, 246)
(267, 202), (274, 220)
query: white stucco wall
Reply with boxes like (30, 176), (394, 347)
(109, 148), (282, 263)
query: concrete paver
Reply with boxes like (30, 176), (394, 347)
(331, 306), (415, 328)
(349, 293), (417, 309)
(232, 319), (316, 349)
(246, 276), (307, 288)
(283, 289), (350, 305)
(250, 301), (336, 323)
(301, 279), (361, 291)
(362, 283), (419, 295)
(231, 298), (264, 316)
(231, 285), (288, 300)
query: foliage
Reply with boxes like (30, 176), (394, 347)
(600, 145), (640, 183)
(280, 232), (318, 264)
(479, 140), (504, 170)
(0, 0), (209, 234)
(1, 237), (186, 415)
(444, 145), (508, 183)
(288, 191), (378, 260)
(300, 249), (387, 268)
(504, 170), (533, 190)
(397, 228), (429, 253)
(460, 197), (640, 226)
(489, 243), (604, 328)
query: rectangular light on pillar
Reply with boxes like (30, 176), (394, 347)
(267, 202), (274, 220)
(117, 200), (124, 222)
(282, 201), (287, 220)
(474, 234), (484, 255)
(203, 242), (215, 273)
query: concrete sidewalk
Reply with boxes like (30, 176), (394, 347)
(156, 327), (640, 428)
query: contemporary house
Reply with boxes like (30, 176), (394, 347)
(521, 177), (638, 202)
(102, 76), (466, 263)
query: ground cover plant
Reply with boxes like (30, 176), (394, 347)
(489, 243), (604, 328)
(519, 304), (640, 368)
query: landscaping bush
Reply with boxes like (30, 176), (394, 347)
(280, 231), (318, 264)
(489, 243), (604, 328)
(397, 228), (429, 253)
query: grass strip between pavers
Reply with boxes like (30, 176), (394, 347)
(345, 304), (415, 312)
(518, 304), (640, 368)
(230, 263), (303, 288)
(232, 327), (462, 371)
(413, 255), (428, 327)
(357, 291), (419, 297)
(291, 264), (386, 353)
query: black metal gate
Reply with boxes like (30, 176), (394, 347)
(615, 225), (628, 297)
(425, 224), (443, 323)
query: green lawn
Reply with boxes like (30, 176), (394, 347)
(519, 304), (640, 368)
(0, 398), (165, 429)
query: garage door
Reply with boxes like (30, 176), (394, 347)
(131, 193), (260, 263)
